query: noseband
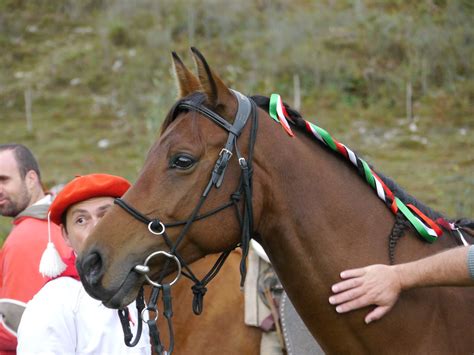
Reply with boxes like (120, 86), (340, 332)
(114, 90), (258, 354)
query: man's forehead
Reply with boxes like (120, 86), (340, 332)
(0, 150), (16, 162)
(0, 150), (20, 177)
(68, 196), (114, 214)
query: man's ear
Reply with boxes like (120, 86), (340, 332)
(24, 170), (39, 191)
(61, 224), (72, 248)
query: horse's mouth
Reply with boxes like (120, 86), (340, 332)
(101, 269), (143, 309)
(83, 258), (181, 309)
(79, 265), (143, 309)
(100, 263), (179, 308)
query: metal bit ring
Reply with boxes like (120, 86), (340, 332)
(143, 251), (181, 288)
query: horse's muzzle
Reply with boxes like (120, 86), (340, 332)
(79, 251), (104, 287)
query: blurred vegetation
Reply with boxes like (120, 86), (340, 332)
(1, 0), (473, 241)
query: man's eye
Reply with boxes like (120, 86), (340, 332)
(170, 155), (196, 170)
(76, 217), (86, 225)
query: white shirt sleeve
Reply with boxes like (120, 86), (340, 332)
(468, 245), (474, 279)
(17, 278), (79, 354)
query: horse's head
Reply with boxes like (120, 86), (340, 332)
(78, 48), (263, 308)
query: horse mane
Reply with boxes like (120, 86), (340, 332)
(250, 95), (448, 223)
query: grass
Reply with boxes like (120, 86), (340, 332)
(1, 0), (472, 241)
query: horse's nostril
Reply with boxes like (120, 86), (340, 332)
(82, 252), (103, 285)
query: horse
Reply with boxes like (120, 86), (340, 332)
(150, 251), (261, 354)
(78, 48), (474, 354)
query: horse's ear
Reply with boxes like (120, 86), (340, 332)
(190, 47), (234, 108)
(172, 52), (202, 98)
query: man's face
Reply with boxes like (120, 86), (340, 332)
(0, 150), (31, 217)
(62, 196), (114, 253)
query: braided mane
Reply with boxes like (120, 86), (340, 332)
(250, 95), (447, 222)
(250, 95), (464, 261)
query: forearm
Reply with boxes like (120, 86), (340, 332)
(395, 246), (474, 290)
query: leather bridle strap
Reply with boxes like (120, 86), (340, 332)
(114, 196), (235, 228)
(117, 287), (145, 347)
(165, 90), (256, 284)
(184, 89), (252, 189)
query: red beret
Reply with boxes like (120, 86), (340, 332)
(49, 174), (131, 225)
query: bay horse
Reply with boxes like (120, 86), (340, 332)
(78, 48), (474, 354)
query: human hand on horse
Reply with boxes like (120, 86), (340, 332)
(329, 245), (474, 324)
(328, 264), (402, 324)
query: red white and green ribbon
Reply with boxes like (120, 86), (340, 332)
(269, 94), (295, 137)
(269, 93), (443, 243)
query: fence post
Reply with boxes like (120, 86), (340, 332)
(406, 81), (413, 122)
(25, 85), (33, 133)
(293, 74), (301, 112)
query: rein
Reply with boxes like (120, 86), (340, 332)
(114, 90), (258, 354)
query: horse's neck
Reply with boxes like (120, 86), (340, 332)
(255, 127), (395, 280)
(252, 124), (399, 346)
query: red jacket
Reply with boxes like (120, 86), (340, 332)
(0, 215), (71, 354)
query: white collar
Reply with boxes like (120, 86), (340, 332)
(33, 194), (53, 206)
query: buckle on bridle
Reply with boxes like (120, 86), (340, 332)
(219, 148), (233, 158)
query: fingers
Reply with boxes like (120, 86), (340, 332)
(364, 305), (391, 324)
(331, 295), (374, 313)
(339, 267), (366, 279)
(329, 286), (365, 305)
(331, 277), (363, 293)
(329, 264), (398, 324)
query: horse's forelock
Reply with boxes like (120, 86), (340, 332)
(160, 92), (207, 135)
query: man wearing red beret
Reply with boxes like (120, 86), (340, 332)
(16, 174), (150, 354)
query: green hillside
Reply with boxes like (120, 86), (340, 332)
(1, 0), (473, 241)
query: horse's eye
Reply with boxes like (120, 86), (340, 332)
(170, 154), (196, 169)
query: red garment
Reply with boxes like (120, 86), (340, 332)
(49, 251), (80, 282)
(0, 216), (71, 354)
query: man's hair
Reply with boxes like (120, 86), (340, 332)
(0, 144), (42, 181)
(61, 211), (69, 233)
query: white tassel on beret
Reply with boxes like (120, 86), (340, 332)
(39, 212), (66, 278)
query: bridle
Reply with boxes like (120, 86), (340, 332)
(114, 90), (258, 354)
